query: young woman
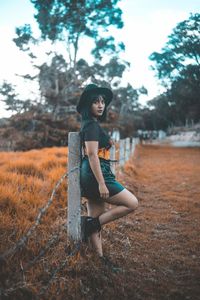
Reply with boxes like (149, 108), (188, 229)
(76, 84), (138, 261)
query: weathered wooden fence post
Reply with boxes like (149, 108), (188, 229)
(131, 138), (135, 154)
(67, 132), (81, 241)
(119, 139), (125, 166)
(67, 132), (139, 241)
(110, 144), (116, 174)
(125, 137), (130, 161)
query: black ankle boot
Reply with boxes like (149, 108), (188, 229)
(86, 216), (101, 235)
(81, 216), (101, 243)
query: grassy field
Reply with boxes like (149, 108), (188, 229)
(0, 144), (200, 299)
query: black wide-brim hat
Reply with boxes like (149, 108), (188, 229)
(76, 83), (113, 113)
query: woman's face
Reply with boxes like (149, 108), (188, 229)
(90, 95), (105, 118)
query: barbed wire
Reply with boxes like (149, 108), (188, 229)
(0, 282), (34, 298)
(0, 165), (81, 298)
(0, 141), (137, 297)
(24, 227), (64, 271)
(38, 242), (81, 297)
(0, 241), (81, 298)
(0, 166), (79, 261)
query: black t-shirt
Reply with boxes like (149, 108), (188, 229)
(80, 120), (112, 150)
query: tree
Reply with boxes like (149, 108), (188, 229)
(14, 0), (124, 72)
(0, 81), (32, 114)
(167, 65), (200, 123)
(149, 13), (200, 85)
(9, 0), (132, 119)
(149, 13), (200, 125)
(30, 0), (124, 68)
(147, 94), (175, 129)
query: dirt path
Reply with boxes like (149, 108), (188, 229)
(56, 144), (200, 300)
(1, 144), (200, 299)
(114, 144), (200, 300)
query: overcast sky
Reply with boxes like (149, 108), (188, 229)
(0, 0), (199, 117)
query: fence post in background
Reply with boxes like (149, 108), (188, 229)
(110, 143), (116, 174)
(119, 139), (125, 166)
(131, 138), (135, 154)
(67, 132), (81, 241)
(125, 137), (130, 161)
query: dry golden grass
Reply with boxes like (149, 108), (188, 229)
(0, 144), (200, 300)
(0, 147), (68, 254)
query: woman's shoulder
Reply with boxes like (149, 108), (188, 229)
(81, 120), (100, 130)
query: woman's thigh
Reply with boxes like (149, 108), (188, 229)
(105, 188), (138, 210)
(87, 199), (106, 218)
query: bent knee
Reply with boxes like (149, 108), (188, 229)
(128, 195), (138, 211)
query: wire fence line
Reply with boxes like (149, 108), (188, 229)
(38, 242), (81, 297)
(0, 166), (81, 298)
(0, 242), (81, 298)
(0, 166), (79, 261)
(1, 136), (138, 260)
(1, 135), (139, 297)
(24, 226), (64, 271)
(67, 133), (139, 241)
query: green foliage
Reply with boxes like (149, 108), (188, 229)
(35, 53), (131, 114)
(147, 94), (174, 129)
(8, 0), (133, 118)
(149, 13), (200, 83)
(114, 84), (140, 118)
(0, 81), (32, 113)
(91, 37), (125, 60)
(29, 0), (124, 65)
(3, 0), (146, 136)
(30, 0), (123, 39)
(13, 24), (37, 53)
(148, 13), (200, 126)
(167, 65), (200, 123)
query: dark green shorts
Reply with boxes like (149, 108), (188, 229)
(80, 157), (125, 200)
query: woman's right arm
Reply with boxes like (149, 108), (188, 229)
(85, 141), (109, 199)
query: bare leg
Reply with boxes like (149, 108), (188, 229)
(99, 188), (138, 226)
(85, 189), (138, 256)
(87, 199), (106, 257)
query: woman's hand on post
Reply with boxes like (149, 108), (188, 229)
(99, 182), (109, 199)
